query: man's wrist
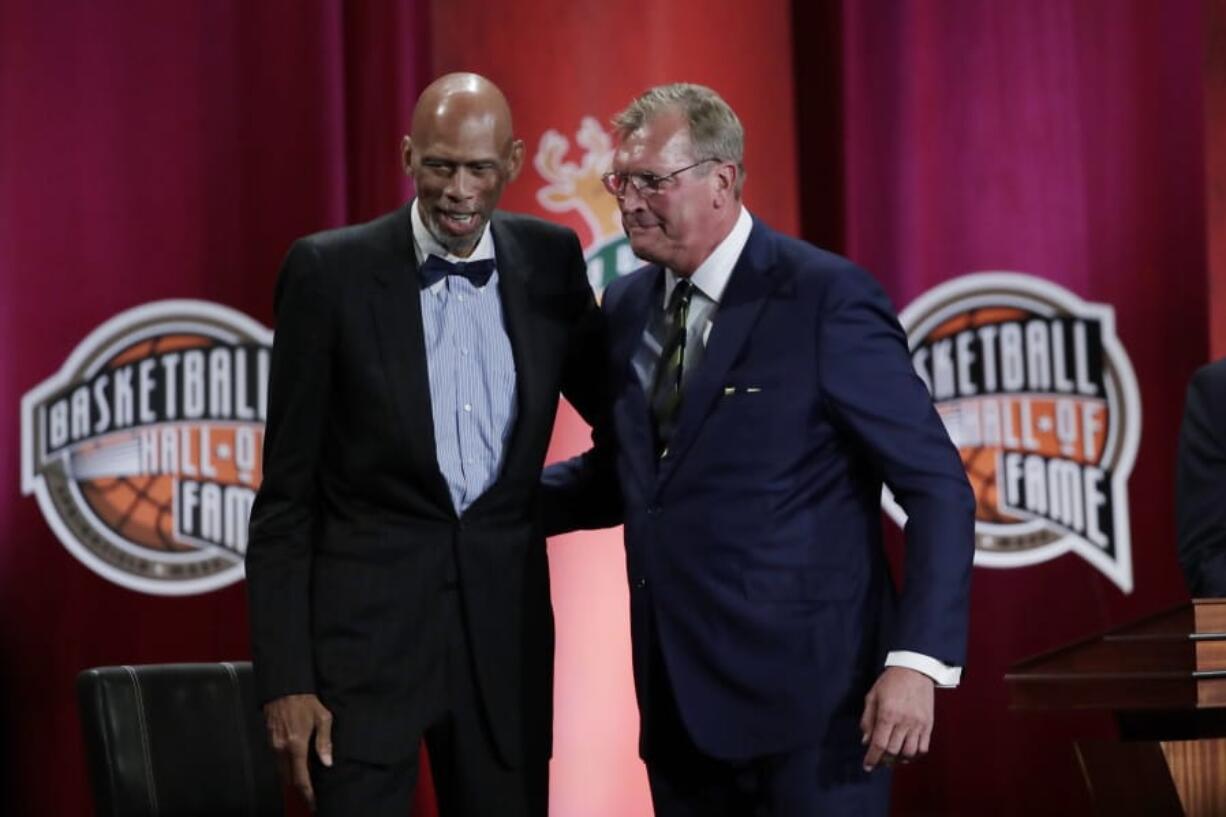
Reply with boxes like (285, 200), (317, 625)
(884, 650), (962, 687)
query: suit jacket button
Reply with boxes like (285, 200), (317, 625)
(647, 505), (661, 516)
(634, 577), (647, 589)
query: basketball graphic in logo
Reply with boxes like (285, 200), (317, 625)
(21, 301), (272, 596)
(885, 273), (1141, 592)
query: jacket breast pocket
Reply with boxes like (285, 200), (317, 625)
(702, 384), (775, 456)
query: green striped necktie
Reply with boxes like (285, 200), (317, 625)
(650, 279), (695, 457)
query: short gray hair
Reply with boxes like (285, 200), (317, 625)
(612, 82), (745, 195)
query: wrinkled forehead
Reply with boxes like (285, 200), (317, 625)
(415, 108), (510, 159)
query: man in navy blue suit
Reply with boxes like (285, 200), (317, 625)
(544, 83), (975, 816)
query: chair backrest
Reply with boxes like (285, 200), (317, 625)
(77, 661), (283, 817)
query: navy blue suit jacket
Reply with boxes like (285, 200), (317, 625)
(546, 217), (974, 761)
(1176, 358), (1226, 597)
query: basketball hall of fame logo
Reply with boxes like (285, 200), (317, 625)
(884, 273), (1142, 593)
(21, 300), (272, 596)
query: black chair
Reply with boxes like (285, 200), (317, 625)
(77, 661), (283, 816)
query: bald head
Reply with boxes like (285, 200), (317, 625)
(411, 73), (516, 152)
(402, 73), (524, 257)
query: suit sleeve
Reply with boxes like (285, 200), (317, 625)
(540, 231), (623, 535)
(1176, 364), (1226, 597)
(817, 267), (975, 666)
(245, 239), (335, 704)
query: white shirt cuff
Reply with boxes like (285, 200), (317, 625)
(884, 651), (962, 687)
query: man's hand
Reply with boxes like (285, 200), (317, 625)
(859, 666), (935, 772)
(263, 693), (333, 811)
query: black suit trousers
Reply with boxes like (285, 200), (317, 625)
(312, 585), (548, 817)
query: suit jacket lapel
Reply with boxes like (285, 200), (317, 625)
(656, 220), (785, 490)
(369, 203), (453, 511)
(486, 215), (543, 487)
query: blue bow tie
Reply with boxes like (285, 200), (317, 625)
(419, 255), (496, 289)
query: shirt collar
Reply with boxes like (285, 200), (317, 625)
(409, 197), (496, 266)
(664, 205), (753, 305)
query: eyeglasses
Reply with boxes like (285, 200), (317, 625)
(601, 158), (719, 198)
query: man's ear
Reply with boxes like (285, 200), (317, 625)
(401, 135), (414, 175)
(505, 138), (526, 181)
(713, 162), (739, 207)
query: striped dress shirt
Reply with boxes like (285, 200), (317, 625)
(411, 201), (517, 514)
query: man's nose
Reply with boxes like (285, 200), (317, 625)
(446, 168), (476, 200)
(618, 183), (648, 211)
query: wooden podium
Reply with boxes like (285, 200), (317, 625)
(1006, 600), (1226, 817)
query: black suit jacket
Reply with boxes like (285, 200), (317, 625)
(1176, 357), (1226, 598)
(246, 204), (606, 766)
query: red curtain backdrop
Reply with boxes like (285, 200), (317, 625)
(1209, 0), (1226, 360)
(825, 1), (1206, 813)
(3, 2), (1219, 816)
(0, 2), (429, 814)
